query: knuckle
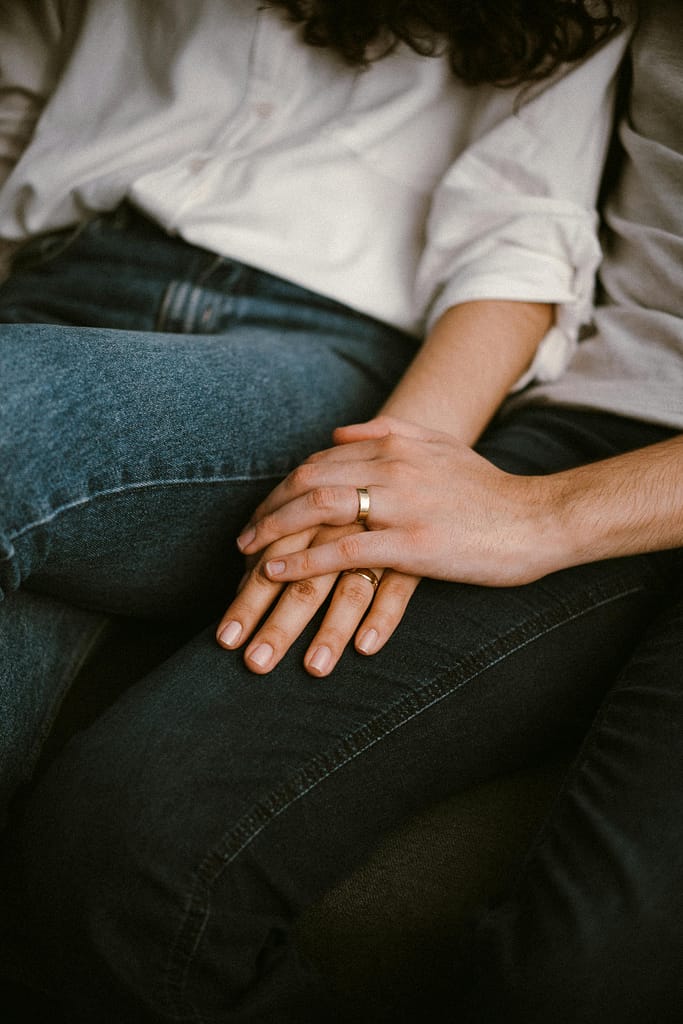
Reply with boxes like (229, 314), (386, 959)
(253, 560), (277, 587)
(289, 578), (322, 603)
(338, 534), (363, 561)
(389, 439), (411, 466)
(255, 624), (289, 650)
(364, 608), (394, 634)
(338, 578), (372, 608)
(290, 463), (315, 491)
(297, 549), (317, 576)
(257, 511), (278, 537)
(317, 626), (348, 650)
(309, 485), (335, 512)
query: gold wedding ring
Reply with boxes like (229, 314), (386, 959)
(341, 568), (380, 590)
(355, 487), (371, 525)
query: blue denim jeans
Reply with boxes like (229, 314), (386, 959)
(0, 207), (681, 1022)
(0, 206), (417, 811)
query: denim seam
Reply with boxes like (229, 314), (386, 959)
(163, 579), (648, 1021)
(1, 474), (284, 551)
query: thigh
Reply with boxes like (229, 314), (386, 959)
(9, 543), (679, 1022)
(0, 315), (412, 618)
(461, 594), (683, 1024)
(0, 212), (416, 617)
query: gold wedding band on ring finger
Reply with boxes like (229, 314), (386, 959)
(341, 568), (380, 591)
(355, 487), (371, 525)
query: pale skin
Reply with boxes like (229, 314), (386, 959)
(216, 298), (553, 675)
(217, 299), (683, 676)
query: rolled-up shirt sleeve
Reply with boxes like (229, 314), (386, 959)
(416, 25), (632, 388)
(0, 0), (65, 274)
(0, 1), (65, 185)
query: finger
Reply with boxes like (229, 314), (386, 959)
(354, 570), (420, 656)
(239, 483), (390, 555)
(216, 561), (284, 650)
(241, 443), (387, 532)
(241, 570), (339, 674)
(303, 567), (383, 677)
(216, 529), (316, 649)
(332, 415), (430, 445)
(331, 420), (390, 445)
(264, 529), (396, 582)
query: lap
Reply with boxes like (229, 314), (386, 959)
(462, 592), (683, 1023)
(2, 211), (681, 1019)
(9, 545), (679, 1021)
(0, 249), (414, 616)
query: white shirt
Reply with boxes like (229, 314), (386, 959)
(0, 0), (629, 384)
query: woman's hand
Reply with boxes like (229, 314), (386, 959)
(236, 415), (564, 588)
(216, 521), (420, 676)
(218, 300), (559, 677)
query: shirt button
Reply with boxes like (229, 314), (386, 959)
(189, 157), (208, 174)
(253, 101), (274, 119)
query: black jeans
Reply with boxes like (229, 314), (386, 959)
(1, 211), (681, 1022)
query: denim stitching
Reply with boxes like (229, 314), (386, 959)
(164, 581), (648, 1020)
(2, 474), (284, 550)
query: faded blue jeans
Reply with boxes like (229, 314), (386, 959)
(0, 207), (681, 1022)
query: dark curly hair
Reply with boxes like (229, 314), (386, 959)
(265, 1), (622, 86)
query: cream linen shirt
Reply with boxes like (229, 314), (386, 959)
(0, 0), (629, 383)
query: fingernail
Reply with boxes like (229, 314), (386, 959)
(249, 642), (274, 669)
(308, 646), (332, 675)
(218, 620), (242, 647)
(266, 559), (286, 577)
(357, 628), (379, 655)
(237, 526), (256, 552)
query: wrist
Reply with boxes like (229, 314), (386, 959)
(514, 474), (579, 582)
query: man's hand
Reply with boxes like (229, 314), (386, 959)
(235, 415), (556, 588)
(238, 416), (683, 592)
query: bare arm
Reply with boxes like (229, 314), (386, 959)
(218, 299), (553, 673)
(378, 299), (553, 443)
(240, 421), (683, 589)
(541, 434), (683, 568)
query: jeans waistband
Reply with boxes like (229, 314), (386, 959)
(12, 202), (396, 328)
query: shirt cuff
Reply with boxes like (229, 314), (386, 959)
(421, 206), (601, 388)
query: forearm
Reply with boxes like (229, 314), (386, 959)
(536, 435), (683, 571)
(381, 299), (553, 445)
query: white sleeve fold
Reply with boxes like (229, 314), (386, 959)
(0, 1), (65, 187)
(0, 0), (66, 276)
(416, 26), (632, 388)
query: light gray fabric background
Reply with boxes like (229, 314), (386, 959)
(515, 0), (683, 431)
